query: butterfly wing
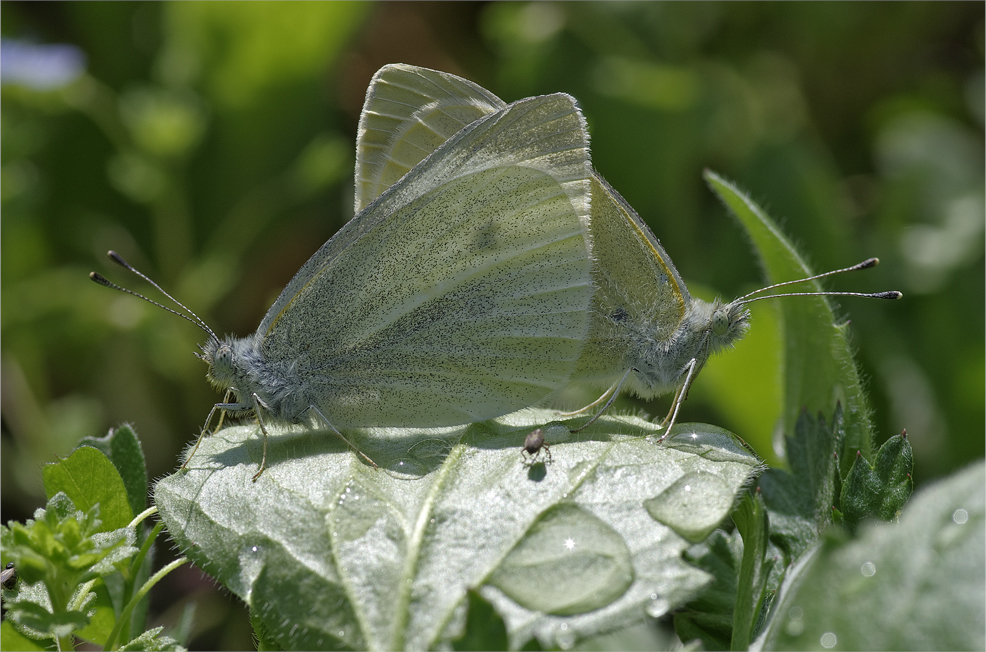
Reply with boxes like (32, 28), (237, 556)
(355, 63), (507, 213)
(356, 64), (691, 397)
(568, 174), (689, 394)
(356, 65), (692, 398)
(257, 93), (594, 427)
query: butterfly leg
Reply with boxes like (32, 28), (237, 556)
(656, 358), (698, 443)
(570, 366), (635, 434)
(182, 403), (222, 472)
(248, 394), (277, 481)
(212, 389), (233, 433)
(556, 377), (620, 417)
(306, 406), (379, 469)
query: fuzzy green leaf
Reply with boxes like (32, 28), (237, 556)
(757, 407), (844, 563)
(0, 620), (48, 651)
(80, 425), (148, 518)
(839, 432), (913, 533)
(117, 626), (184, 651)
(1, 493), (137, 643)
(731, 491), (772, 650)
(42, 446), (133, 533)
(704, 171), (873, 462)
(452, 590), (510, 652)
(673, 531), (741, 650)
(756, 461), (985, 651)
(154, 410), (760, 651)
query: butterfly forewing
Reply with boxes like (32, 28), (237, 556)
(257, 93), (594, 427)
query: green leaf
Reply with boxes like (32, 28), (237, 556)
(452, 590), (510, 652)
(0, 620), (48, 651)
(672, 492), (775, 651)
(674, 531), (741, 650)
(730, 491), (771, 650)
(704, 171), (873, 462)
(251, 609), (280, 651)
(757, 461), (985, 651)
(72, 581), (117, 645)
(154, 410), (761, 651)
(839, 432), (913, 533)
(80, 424), (148, 517)
(8, 600), (89, 640)
(757, 407), (844, 562)
(117, 626), (184, 651)
(42, 446), (133, 532)
(1, 493), (137, 643)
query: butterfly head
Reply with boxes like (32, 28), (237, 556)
(200, 335), (244, 393)
(711, 299), (751, 348)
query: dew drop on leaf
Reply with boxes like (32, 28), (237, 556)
(488, 504), (633, 615)
(643, 472), (733, 542)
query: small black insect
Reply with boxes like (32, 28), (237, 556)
(2, 562), (16, 590)
(521, 428), (552, 465)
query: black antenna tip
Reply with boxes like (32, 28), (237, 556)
(876, 290), (903, 300)
(90, 271), (112, 286)
(859, 257), (879, 269)
(107, 250), (129, 268)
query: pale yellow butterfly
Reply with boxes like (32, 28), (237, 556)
(92, 91), (596, 479)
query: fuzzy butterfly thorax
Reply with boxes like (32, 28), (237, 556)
(622, 296), (750, 399)
(199, 334), (303, 422)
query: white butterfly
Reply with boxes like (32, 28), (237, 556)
(94, 91), (597, 478)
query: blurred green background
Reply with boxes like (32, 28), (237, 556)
(2, 3), (982, 649)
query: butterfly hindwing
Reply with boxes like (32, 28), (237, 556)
(355, 63), (507, 213)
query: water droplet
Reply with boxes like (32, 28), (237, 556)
(663, 424), (754, 461)
(556, 630), (576, 650)
(789, 606), (803, 620)
(644, 472), (733, 542)
(489, 504), (633, 615)
(237, 543), (266, 596)
(820, 632), (837, 648)
(405, 437), (453, 462)
(383, 456), (428, 479)
(860, 561), (876, 577)
(953, 508), (969, 524)
(646, 594), (669, 618)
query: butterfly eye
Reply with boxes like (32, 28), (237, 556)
(712, 309), (730, 336)
(213, 344), (234, 375)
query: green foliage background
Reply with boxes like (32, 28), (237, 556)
(2, 3), (983, 648)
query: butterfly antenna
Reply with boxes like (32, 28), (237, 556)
(735, 257), (902, 305)
(90, 251), (218, 341)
